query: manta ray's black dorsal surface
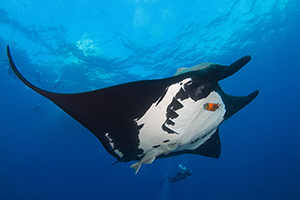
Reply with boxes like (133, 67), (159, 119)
(7, 45), (258, 173)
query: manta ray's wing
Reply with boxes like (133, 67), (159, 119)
(6, 46), (192, 162)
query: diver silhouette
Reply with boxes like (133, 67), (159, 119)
(161, 164), (192, 184)
(31, 103), (45, 114)
(32, 70), (62, 90)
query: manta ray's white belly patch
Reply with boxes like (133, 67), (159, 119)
(136, 78), (226, 156)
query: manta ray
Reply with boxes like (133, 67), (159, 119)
(6, 46), (258, 174)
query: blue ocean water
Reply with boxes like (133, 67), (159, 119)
(1, 0), (300, 199)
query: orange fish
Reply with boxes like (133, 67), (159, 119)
(203, 103), (221, 111)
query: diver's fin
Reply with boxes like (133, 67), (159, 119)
(159, 180), (167, 186)
(130, 162), (141, 175)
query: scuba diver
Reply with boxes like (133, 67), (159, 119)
(31, 103), (45, 114)
(32, 70), (62, 90)
(161, 164), (192, 184)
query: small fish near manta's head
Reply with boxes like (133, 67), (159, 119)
(6, 45), (258, 174)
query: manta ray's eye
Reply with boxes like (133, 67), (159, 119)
(203, 103), (221, 111)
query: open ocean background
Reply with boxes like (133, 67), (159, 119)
(1, 0), (300, 199)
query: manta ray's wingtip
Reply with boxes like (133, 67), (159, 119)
(6, 45), (52, 98)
